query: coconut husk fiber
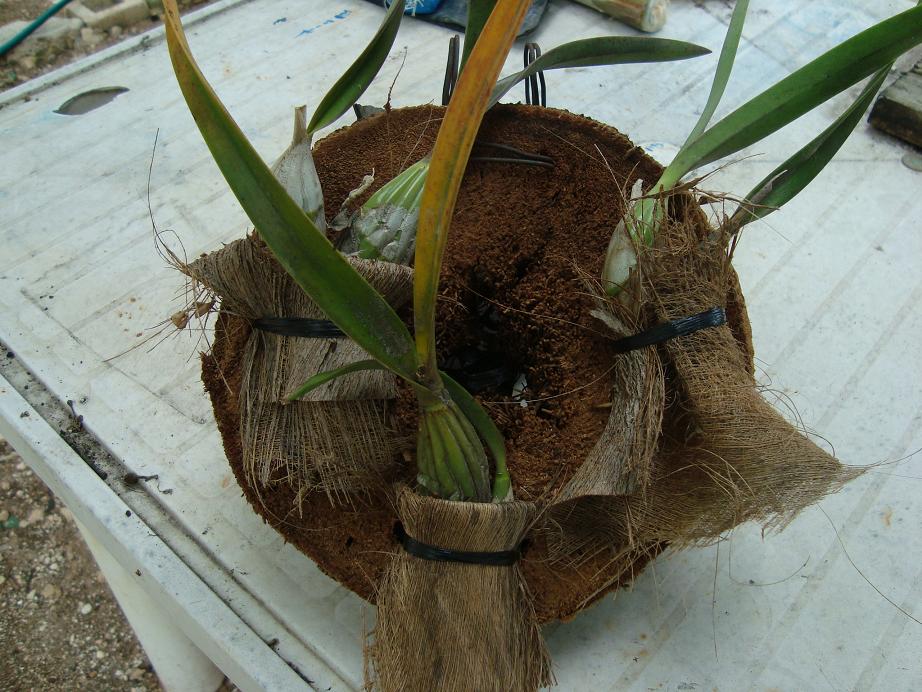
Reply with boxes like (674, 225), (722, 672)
(622, 200), (862, 543)
(191, 104), (859, 639)
(183, 238), (413, 505)
(543, 197), (862, 567)
(196, 104), (682, 623)
(367, 487), (552, 692)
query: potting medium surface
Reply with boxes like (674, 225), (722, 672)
(198, 103), (758, 624)
(0, 0), (920, 690)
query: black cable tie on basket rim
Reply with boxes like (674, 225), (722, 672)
(612, 307), (726, 354)
(395, 523), (522, 566)
(252, 317), (345, 339)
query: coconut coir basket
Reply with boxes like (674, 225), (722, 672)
(194, 103), (807, 625)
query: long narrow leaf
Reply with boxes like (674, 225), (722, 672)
(460, 0), (498, 70)
(162, 0), (418, 381)
(287, 360), (385, 401)
(441, 372), (511, 501)
(664, 5), (922, 180)
(681, 0), (749, 148)
(414, 0), (531, 379)
(306, 0), (405, 135)
(489, 36), (710, 108)
(728, 65), (890, 232)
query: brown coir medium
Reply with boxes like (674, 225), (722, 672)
(201, 104), (753, 623)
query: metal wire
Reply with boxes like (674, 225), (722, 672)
(523, 42), (546, 107)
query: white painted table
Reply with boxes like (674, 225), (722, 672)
(1, 1), (920, 690)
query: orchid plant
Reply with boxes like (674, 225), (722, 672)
(163, 0), (922, 504)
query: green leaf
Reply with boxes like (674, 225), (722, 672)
(287, 359), (385, 401)
(162, 0), (418, 381)
(664, 5), (922, 181)
(460, 0), (498, 70)
(305, 0), (405, 135)
(728, 65), (890, 232)
(489, 36), (711, 108)
(681, 0), (749, 149)
(441, 372), (511, 501)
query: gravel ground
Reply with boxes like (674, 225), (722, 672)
(0, 437), (163, 690)
(1, 0), (211, 92)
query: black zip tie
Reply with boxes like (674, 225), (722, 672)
(524, 42), (546, 107)
(612, 307), (726, 354)
(470, 140), (554, 167)
(442, 34), (460, 106)
(253, 317), (344, 339)
(468, 155), (553, 167)
(395, 523), (522, 566)
(254, 306), (721, 349)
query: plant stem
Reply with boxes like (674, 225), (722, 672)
(416, 388), (492, 502)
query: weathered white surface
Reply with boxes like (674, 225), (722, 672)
(1, 0), (920, 690)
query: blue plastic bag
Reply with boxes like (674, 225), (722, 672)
(385, 0), (444, 15)
(371, 0), (548, 36)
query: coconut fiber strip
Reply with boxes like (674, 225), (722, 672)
(544, 197), (860, 568)
(368, 487), (552, 692)
(534, 255), (664, 566)
(183, 235), (413, 504)
(622, 203), (862, 544)
(556, 305), (663, 502)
